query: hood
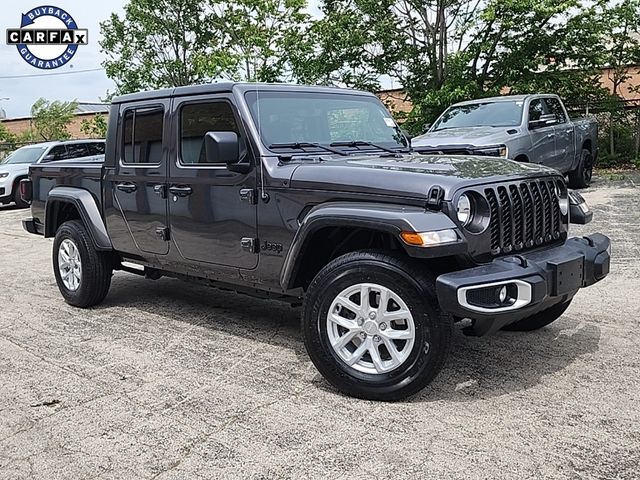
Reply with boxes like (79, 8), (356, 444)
(289, 153), (558, 200)
(412, 126), (518, 148)
(0, 163), (31, 175)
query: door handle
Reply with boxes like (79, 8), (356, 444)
(169, 185), (193, 197)
(546, 133), (555, 138)
(116, 182), (137, 193)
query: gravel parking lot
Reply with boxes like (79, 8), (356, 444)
(0, 175), (639, 479)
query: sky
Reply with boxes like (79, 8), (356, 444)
(0, 0), (126, 118)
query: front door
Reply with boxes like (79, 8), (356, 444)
(168, 95), (258, 269)
(527, 98), (556, 167)
(545, 97), (576, 173)
(106, 102), (169, 255)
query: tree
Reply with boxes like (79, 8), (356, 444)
(80, 114), (108, 138)
(291, 0), (616, 133)
(31, 98), (78, 141)
(100, 0), (216, 93)
(100, 0), (309, 94)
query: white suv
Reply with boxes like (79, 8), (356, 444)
(0, 140), (105, 208)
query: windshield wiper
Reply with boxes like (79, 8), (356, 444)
(329, 140), (406, 155)
(269, 142), (348, 156)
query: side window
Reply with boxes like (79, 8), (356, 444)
(122, 106), (164, 165)
(544, 98), (567, 124)
(43, 145), (68, 162)
(66, 143), (89, 159)
(87, 142), (105, 155)
(528, 99), (546, 123)
(180, 102), (240, 165)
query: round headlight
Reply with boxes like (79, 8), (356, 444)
(456, 194), (473, 226)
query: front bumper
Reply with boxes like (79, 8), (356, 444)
(436, 233), (610, 335)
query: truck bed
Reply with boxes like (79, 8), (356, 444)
(29, 161), (104, 228)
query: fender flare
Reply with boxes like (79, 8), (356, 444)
(280, 201), (463, 289)
(45, 187), (112, 250)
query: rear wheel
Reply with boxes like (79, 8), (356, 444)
(53, 220), (112, 308)
(12, 183), (28, 208)
(568, 149), (593, 189)
(302, 250), (452, 401)
(501, 300), (572, 332)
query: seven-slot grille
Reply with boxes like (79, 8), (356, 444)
(485, 179), (563, 255)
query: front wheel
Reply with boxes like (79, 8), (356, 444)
(568, 149), (593, 189)
(302, 251), (452, 401)
(501, 300), (572, 332)
(53, 220), (112, 308)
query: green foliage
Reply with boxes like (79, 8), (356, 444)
(31, 98), (78, 141)
(100, 0), (309, 93)
(80, 115), (108, 138)
(0, 122), (16, 143)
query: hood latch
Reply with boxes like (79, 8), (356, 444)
(426, 185), (444, 210)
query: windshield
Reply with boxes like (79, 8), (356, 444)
(433, 101), (524, 131)
(245, 91), (408, 154)
(1, 146), (47, 165)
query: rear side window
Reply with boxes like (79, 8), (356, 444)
(122, 107), (164, 165)
(180, 102), (239, 165)
(544, 98), (567, 124)
(44, 145), (68, 162)
(65, 143), (89, 159)
(87, 142), (105, 155)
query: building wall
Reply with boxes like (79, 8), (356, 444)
(0, 112), (108, 140)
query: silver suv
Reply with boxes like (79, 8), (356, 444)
(0, 140), (105, 208)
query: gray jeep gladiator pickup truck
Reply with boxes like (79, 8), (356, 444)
(21, 83), (611, 400)
(412, 94), (598, 189)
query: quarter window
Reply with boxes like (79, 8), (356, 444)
(180, 102), (240, 165)
(122, 107), (164, 164)
(87, 142), (105, 155)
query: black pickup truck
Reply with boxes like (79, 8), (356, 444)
(21, 83), (611, 400)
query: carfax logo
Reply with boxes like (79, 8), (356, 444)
(5, 5), (88, 70)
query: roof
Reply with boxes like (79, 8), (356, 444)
(15, 139), (105, 149)
(111, 82), (375, 104)
(452, 94), (561, 107)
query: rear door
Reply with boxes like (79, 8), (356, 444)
(105, 101), (170, 255)
(167, 94), (258, 269)
(527, 98), (556, 166)
(545, 97), (575, 173)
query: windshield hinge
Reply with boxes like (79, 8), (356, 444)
(239, 188), (257, 205)
(426, 186), (444, 210)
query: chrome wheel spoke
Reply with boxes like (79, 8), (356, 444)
(368, 343), (385, 373)
(382, 337), (402, 365)
(329, 313), (357, 330)
(359, 284), (370, 311)
(382, 329), (413, 341)
(347, 341), (368, 366)
(336, 295), (362, 316)
(332, 330), (359, 350)
(382, 309), (411, 322)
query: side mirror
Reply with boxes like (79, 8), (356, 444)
(422, 123), (432, 133)
(205, 131), (239, 165)
(42, 154), (55, 162)
(568, 191), (593, 224)
(400, 128), (413, 142)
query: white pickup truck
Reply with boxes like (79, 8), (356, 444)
(0, 139), (105, 208)
(412, 94), (598, 188)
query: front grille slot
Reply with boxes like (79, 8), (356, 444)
(485, 179), (563, 256)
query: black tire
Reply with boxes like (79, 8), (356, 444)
(501, 300), (572, 332)
(12, 183), (28, 208)
(53, 220), (112, 308)
(302, 250), (453, 401)
(568, 149), (593, 189)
